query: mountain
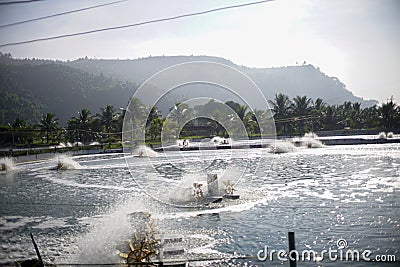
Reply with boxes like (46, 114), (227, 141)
(0, 54), (137, 125)
(0, 54), (377, 125)
(66, 55), (377, 107)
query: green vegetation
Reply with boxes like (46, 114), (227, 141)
(0, 96), (399, 155)
(0, 52), (137, 125)
(268, 94), (399, 135)
(1, 53), (399, 155)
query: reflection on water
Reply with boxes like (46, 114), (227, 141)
(0, 144), (399, 265)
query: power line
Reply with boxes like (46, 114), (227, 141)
(0, 0), (275, 48)
(0, 0), (129, 28)
(0, 0), (43, 5)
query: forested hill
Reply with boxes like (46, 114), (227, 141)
(0, 53), (377, 125)
(0, 54), (137, 125)
(66, 55), (377, 107)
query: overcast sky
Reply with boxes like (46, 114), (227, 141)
(0, 0), (399, 104)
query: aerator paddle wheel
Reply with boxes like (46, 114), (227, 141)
(118, 212), (160, 265)
(118, 235), (158, 264)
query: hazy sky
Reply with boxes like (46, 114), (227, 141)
(0, 0), (399, 104)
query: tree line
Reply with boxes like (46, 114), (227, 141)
(0, 94), (399, 148)
(268, 94), (399, 135)
(0, 105), (124, 147)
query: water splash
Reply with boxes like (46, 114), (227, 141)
(301, 137), (325, 148)
(62, 197), (160, 264)
(168, 173), (209, 204)
(378, 132), (387, 139)
(134, 145), (158, 157)
(57, 143), (66, 148)
(52, 154), (82, 170)
(168, 168), (242, 205)
(299, 132), (325, 148)
(269, 140), (296, 154)
(304, 132), (319, 138)
(89, 141), (101, 145)
(0, 157), (16, 172)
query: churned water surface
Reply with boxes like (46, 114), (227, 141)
(0, 144), (399, 266)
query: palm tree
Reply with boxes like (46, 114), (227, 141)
(323, 105), (340, 130)
(243, 111), (258, 135)
(314, 98), (326, 111)
(225, 101), (248, 120)
(291, 95), (313, 134)
(362, 105), (379, 129)
(80, 109), (93, 139)
(99, 105), (117, 139)
(312, 98), (325, 131)
(69, 108), (93, 143)
(39, 112), (58, 143)
(335, 101), (355, 128)
(268, 94), (291, 118)
(291, 96), (313, 116)
(268, 94), (291, 135)
(379, 99), (399, 131)
(351, 102), (363, 129)
(79, 108), (91, 124)
(236, 105), (248, 121)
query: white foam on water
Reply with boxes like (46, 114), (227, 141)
(43, 175), (138, 191)
(301, 138), (325, 148)
(378, 132), (387, 139)
(269, 140), (296, 154)
(292, 132), (325, 148)
(210, 136), (231, 145)
(187, 237), (227, 256)
(304, 132), (319, 138)
(61, 197), (159, 264)
(167, 168), (244, 205)
(89, 141), (101, 145)
(306, 190), (340, 201)
(134, 145), (159, 157)
(31, 217), (70, 229)
(358, 167), (380, 174)
(73, 152), (125, 160)
(57, 142), (66, 148)
(0, 216), (32, 231)
(83, 163), (128, 170)
(0, 157), (16, 172)
(168, 172), (209, 204)
(364, 176), (400, 192)
(52, 154), (82, 170)
(161, 197), (270, 220)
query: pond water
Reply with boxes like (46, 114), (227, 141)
(0, 143), (399, 266)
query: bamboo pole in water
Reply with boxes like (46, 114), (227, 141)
(30, 232), (44, 267)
